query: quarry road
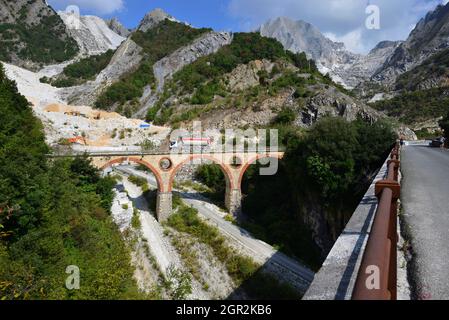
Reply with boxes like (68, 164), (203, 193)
(115, 173), (208, 300)
(180, 193), (315, 285)
(401, 143), (449, 300)
(114, 165), (315, 288)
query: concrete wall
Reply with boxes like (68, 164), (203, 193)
(303, 157), (390, 300)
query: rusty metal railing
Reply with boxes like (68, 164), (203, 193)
(352, 142), (401, 300)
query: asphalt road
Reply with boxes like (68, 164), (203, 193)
(113, 165), (315, 286)
(401, 143), (449, 300)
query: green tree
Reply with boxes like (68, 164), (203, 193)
(0, 65), (144, 300)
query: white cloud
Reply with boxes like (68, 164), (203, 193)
(47, 0), (124, 15)
(228, 0), (449, 54)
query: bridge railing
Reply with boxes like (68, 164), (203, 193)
(352, 143), (401, 300)
(47, 146), (285, 158)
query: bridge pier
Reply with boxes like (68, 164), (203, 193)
(156, 192), (172, 222)
(225, 188), (242, 217)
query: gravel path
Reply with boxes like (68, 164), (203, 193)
(120, 175), (208, 300)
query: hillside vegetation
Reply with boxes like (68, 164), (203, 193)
(395, 47), (449, 91)
(370, 87), (449, 125)
(40, 50), (115, 87)
(0, 13), (78, 67)
(95, 20), (211, 115)
(0, 65), (144, 300)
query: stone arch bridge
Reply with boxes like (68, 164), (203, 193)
(85, 151), (284, 221)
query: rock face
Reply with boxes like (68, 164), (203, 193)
(105, 17), (130, 37)
(60, 38), (144, 106)
(259, 17), (399, 89)
(298, 86), (380, 127)
(137, 8), (177, 32)
(226, 59), (274, 92)
(373, 3), (449, 85)
(59, 13), (126, 56)
(134, 31), (233, 118)
(334, 41), (402, 88)
(153, 31), (233, 91)
(0, 0), (51, 24)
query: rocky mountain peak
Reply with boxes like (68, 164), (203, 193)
(260, 16), (362, 88)
(260, 17), (346, 60)
(137, 8), (177, 32)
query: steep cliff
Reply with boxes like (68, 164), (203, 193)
(59, 12), (126, 56)
(60, 38), (144, 106)
(153, 32), (233, 92)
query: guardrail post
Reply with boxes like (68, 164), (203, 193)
(375, 180), (400, 300)
(352, 143), (401, 300)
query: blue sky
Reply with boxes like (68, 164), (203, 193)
(47, 0), (449, 53)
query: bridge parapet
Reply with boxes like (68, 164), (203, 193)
(303, 147), (399, 300)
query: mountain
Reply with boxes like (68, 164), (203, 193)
(59, 10), (232, 118)
(259, 17), (399, 89)
(260, 17), (358, 87)
(0, 0), (79, 70)
(373, 3), (449, 85)
(58, 12), (126, 56)
(137, 8), (178, 32)
(338, 41), (402, 89)
(367, 3), (449, 132)
(105, 17), (131, 37)
(1, 5), (385, 133)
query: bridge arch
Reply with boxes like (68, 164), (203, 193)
(100, 157), (165, 192)
(168, 154), (234, 192)
(237, 154), (285, 189)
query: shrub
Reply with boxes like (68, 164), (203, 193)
(172, 33), (318, 99)
(274, 108), (296, 125)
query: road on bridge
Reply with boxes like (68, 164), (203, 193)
(401, 142), (449, 300)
